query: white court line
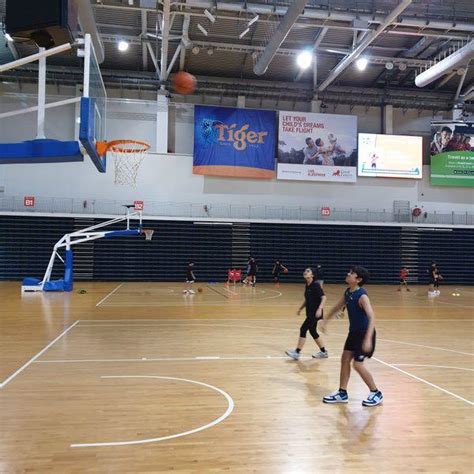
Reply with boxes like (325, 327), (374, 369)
(373, 357), (473, 406)
(0, 320), (80, 389)
(75, 320), (474, 356)
(374, 336), (473, 357)
(76, 318), (474, 323)
(35, 355), (338, 363)
(221, 286), (238, 296)
(392, 364), (474, 372)
(71, 375), (234, 448)
(96, 283), (124, 307)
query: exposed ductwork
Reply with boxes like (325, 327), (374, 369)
(253, 0), (308, 76)
(77, 0), (105, 64)
(317, 0), (413, 92)
(415, 41), (474, 88)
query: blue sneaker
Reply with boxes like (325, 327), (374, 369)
(362, 390), (383, 407)
(323, 390), (348, 404)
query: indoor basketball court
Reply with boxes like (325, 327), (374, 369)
(0, 0), (473, 472)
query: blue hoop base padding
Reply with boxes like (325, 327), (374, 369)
(0, 139), (84, 164)
(22, 277), (42, 287)
(43, 279), (67, 291)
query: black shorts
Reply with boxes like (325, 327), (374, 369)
(399, 279), (406, 284)
(344, 330), (376, 362)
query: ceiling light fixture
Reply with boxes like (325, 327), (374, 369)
(239, 28), (250, 39)
(204, 9), (216, 23)
(356, 57), (368, 71)
(118, 40), (129, 52)
(197, 23), (208, 36)
(296, 50), (312, 70)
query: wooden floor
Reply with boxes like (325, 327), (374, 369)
(0, 281), (473, 473)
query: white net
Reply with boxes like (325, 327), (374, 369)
(143, 229), (154, 241)
(109, 140), (150, 187)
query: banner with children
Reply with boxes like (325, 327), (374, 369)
(430, 121), (474, 187)
(277, 111), (358, 182)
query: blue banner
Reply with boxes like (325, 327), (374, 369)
(193, 105), (276, 179)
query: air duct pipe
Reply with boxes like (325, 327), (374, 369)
(415, 41), (474, 88)
(253, 0), (308, 76)
(77, 0), (105, 64)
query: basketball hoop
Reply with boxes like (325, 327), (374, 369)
(98, 140), (150, 187)
(142, 229), (154, 241)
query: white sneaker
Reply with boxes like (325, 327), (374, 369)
(428, 291), (436, 297)
(285, 349), (300, 360)
(323, 390), (349, 404)
(312, 350), (329, 359)
(435, 290), (440, 296)
(362, 390), (383, 407)
(189, 289), (195, 294)
(183, 290), (188, 294)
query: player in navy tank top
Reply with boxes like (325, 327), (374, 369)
(320, 266), (383, 407)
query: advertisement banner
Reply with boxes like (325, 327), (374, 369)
(193, 105), (276, 179)
(430, 122), (474, 187)
(277, 111), (357, 182)
(358, 133), (423, 179)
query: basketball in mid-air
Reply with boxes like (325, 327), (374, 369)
(283, 268), (289, 274)
(198, 287), (203, 293)
(172, 71), (196, 95)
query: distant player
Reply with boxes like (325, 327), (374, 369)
(243, 257), (252, 286)
(398, 266), (410, 292)
(321, 266), (383, 407)
(248, 257), (258, 287)
(272, 260), (288, 286)
(227, 268), (241, 286)
(184, 262), (196, 294)
(286, 268), (328, 360)
(315, 264), (324, 287)
(428, 262), (442, 297)
(370, 154), (379, 168)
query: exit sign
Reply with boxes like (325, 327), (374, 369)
(321, 207), (331, 216)
(24, 196), (35, 207)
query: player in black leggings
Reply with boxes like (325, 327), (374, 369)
(286, 268), (329, 360)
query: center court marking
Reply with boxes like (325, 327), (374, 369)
(70, 375), (234, 448)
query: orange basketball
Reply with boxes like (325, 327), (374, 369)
(172, 71), (196, 95)
(198, 287), (203, 293)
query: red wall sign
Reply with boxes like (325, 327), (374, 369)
(134, 200), (144, 211)
(24, 196), (35, 207)
(321, 207), (331, 216)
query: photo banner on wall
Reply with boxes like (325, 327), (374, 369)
(193, 105), (276, 179)
(430, 122), (474, 187)
(277, 111), (357, 182)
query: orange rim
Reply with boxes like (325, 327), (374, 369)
(96, 140), (150, 156)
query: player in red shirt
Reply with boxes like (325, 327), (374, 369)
(398, 267), (410, 292)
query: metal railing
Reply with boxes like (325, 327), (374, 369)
(0, 196), (472, 226)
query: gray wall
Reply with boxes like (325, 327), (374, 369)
(0, 85), (472, 214)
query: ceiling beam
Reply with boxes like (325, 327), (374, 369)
(93, 3), (473, 40)
(179, 14), (190, 70)
(160, 0), (171, 83)
(253, 0), (308, 76)
(317, 0), (413, 92)
(180, 0), (474, 33)
(403, 36), (435, 58)
(141, 10), (148, 70)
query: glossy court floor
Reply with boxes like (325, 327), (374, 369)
(0, 281), (473, 473)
